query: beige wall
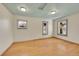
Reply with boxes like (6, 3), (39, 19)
(0, 4), (13, 55)
(53, 12), (79, 43)
(13, 15), (53, 42)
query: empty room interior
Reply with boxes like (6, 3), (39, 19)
(0, 3), (79, 56)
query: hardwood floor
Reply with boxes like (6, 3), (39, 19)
(2, 37), (79, 56)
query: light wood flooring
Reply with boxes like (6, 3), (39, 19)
(2, 37), (79, 56)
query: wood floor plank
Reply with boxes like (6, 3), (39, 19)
(2, 38), (79, 56)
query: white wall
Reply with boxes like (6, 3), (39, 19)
(0, 3), (79, 55)
(53, 12), (79, 44)
(0, 4), (13, 55)
(0, 4), (53, 55)
(13, 16), (53, 42)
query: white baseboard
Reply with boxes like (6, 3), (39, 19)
(53, 36), (79, 44)
(0, 41), (13, 56)
(14, 35), (53, 43)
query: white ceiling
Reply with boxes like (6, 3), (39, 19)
(3, 3), (79, 19)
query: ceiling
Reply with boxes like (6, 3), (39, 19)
(3, 3), (79, 19)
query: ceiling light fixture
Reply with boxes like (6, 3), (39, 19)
(20, 7), (26, 12)
(50, 11), (56, 14)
